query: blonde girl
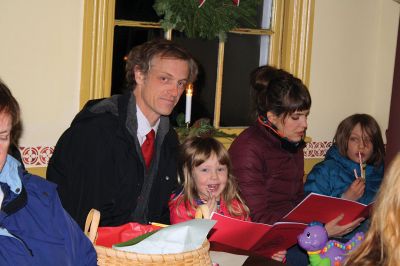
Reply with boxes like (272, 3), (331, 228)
(169, 136), (249, 224)
(169, 136), (287, 262)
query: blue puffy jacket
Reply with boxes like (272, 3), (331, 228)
(304, 145), (384, 205)
(0, 155), (96, 265)
(304, 145), (384, 240)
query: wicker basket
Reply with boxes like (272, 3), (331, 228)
(84, 209), (212, 266)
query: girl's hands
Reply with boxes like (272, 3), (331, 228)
(200, 191), (217, 213)
(325, 213), (364, 237)
(206, 193), (217, 213)
(342, 178), (365, 201)
(271, 250), (287, 262)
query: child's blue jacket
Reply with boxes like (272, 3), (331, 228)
(304, 145), (384, 205)
(0, 155), (96, 265)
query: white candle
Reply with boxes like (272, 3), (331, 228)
(185, 84), (193, 124)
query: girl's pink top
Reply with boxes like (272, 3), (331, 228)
(169, 193), (250, 224)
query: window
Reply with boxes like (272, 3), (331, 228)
(80, 0), (314, 130)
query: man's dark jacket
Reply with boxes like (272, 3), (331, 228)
(47, 92), (179, 228)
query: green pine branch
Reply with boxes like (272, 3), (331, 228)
(153, 0), (262, 41)
(174, 113), (237, 142)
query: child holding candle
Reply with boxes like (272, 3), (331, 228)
(304, 114), (385, 238)
(305, 113), (384, 203)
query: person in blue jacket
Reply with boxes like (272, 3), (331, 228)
(304, 114), (385, 238)
(0, 79), (96, 265)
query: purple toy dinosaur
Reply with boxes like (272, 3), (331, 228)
(297, 222), (364, 266)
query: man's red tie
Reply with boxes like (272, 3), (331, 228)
(141, 129), (155, 169)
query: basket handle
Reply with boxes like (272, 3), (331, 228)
(84, 208), (101, 243)
(195, 204), (210, 219)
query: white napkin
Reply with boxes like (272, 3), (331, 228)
(113, 219), (216, 254)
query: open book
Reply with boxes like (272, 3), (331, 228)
(208, 193), (373, 257)
(209, 212), (307, 257)
(281, 192), (373, 225)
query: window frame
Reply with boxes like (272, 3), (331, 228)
(80, 0), (314, 132)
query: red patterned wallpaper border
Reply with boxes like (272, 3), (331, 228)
(20, 146), (54, 167)
(304, 141), (332, 159)
(19, 141), (332, 168)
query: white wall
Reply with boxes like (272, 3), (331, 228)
(0, 1), (83, 147)
(308, 0), (400, 143)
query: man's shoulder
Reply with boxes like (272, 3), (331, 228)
(67, 93), (137, 141)
(72, 96), (123, 127)
(55, 113), (120, 151)
(51, 107), (123, 163)
(71, 111), (119, 131)
(63, 99), (126, 142)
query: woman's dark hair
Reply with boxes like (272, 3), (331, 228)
(0, 79), (22, 146)
(251, 65), (311, 119)
(333, 113), (385, 166)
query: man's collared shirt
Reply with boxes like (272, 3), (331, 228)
(136, 105), (160, 146)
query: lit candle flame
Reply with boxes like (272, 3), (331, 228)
(185, 84), (193, 124)
(186, 83), (193, 96)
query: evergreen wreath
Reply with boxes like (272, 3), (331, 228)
(153, 0), (262, 41)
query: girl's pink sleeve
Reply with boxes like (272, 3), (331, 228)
(169, 197), (195, 224)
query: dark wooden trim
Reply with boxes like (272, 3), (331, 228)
(385, 17), (400, 167)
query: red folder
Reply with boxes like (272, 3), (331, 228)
(281, 193), (373, 225)
(209, 213), (307, 257)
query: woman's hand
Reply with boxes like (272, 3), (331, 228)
(271, 250), (287, 262)
(342, 178), (365, 201)
(325, 214), (364, 237)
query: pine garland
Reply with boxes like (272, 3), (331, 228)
(153, 0), (262, 41)
(174, 113), (236, 142)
